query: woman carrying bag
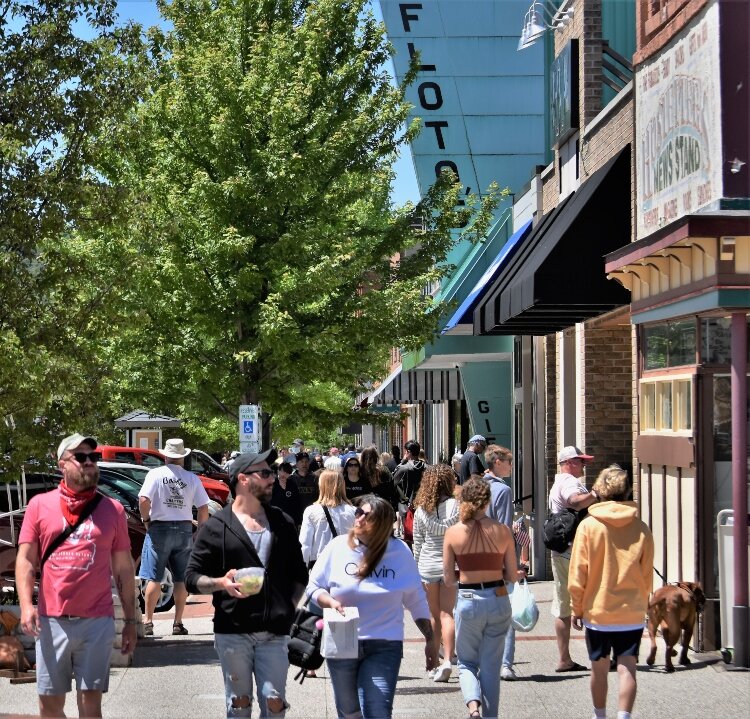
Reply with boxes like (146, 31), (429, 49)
(307, 494), (436, 718)
(443, 477), (522, 719)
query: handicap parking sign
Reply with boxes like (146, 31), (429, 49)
(243, 420), (254, 434)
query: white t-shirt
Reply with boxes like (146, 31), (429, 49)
(139, 464), (210, 521)
(548, 472), (589, 557)
(307, 535), (429, 641)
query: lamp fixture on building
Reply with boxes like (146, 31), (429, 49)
(518, 0), (574, 51)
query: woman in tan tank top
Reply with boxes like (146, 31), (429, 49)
(443, 476), (521, 719)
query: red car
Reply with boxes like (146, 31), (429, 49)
(96, 445), (230, 505)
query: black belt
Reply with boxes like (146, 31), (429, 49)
(458, 579), (505, 590)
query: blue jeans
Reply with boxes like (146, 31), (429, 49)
(327, 639), (403, 719)
(454, 588), (512, 719)
(503, 582), (515, 668)
(214, 633), (290, 718)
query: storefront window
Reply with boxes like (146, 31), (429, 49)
(702, 317), (750, 364)
(643, 320), (696, 369)
(640, 377), (692, 433)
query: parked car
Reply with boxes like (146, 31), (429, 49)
(96, 445), (230, 505)
(186, 449), (230, 483)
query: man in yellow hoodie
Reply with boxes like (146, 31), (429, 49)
(569, 465), (654, 719)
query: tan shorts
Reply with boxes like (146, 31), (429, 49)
(551, 554), (572, 618)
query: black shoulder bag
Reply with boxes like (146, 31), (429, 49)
(41, 494), (103, 568)
(288, 506), (337, 683)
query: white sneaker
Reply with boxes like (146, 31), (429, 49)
(501, 665), (518, 680)
(433, 662), (452, 682)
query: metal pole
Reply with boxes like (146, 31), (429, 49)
(731, 312), (749, 667)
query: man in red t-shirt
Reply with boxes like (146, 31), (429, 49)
(16, 433), (137, 718)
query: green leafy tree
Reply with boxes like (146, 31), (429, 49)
(104, 0), (499, 439)
(0, 0), (145, 470)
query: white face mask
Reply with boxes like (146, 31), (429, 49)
(290, 446), (300, 455)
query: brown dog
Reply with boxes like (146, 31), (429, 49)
(646, 581), (705, 672)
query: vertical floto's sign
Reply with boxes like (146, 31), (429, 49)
(636, 1), (723, 240)
(239, 404), (261, 453)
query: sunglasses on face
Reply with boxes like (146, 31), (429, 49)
(354, 507), (371, 519)
(346, 463), (360, 469)
(252, 469), (275, 479)
(69, 451), (101, 465)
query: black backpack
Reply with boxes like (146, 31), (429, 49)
(287, 604), (324, 683)
(542, 509), (582, 553)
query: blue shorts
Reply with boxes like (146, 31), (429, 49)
(585, 627), (643, 661)
(140, 521), (192, 583)
(36, 616), (115, 695)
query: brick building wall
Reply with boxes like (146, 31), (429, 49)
(581, 322), (633, 477)
(634, 0), (708, 64)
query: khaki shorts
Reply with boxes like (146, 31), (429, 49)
(551, 554), (572, 618)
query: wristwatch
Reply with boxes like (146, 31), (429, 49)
(141, 517), (150, 525)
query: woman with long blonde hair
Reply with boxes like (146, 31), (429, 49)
(412, 464), (459, 682)
(307, 495), (435, 718)
(299, 470), (355, 569)
(443, 477), (521, 719)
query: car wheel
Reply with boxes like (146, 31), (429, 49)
(135, 559), (175, 613)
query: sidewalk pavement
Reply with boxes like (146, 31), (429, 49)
(2, 581), (748, 718)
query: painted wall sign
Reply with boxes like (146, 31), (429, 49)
(635, 1), (723, 240)
(380, 1), (546, 211)
(551, 40), (579, 146)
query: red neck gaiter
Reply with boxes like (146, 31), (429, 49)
(59, 479), (98, 526)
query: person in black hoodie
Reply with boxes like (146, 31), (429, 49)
(185, 448), (307, 718)
(393, 440), (427, 507)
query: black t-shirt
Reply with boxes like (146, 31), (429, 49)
(293, 471), (319, 512)
(344, 478), (373, 502)
(271, 478), (303, 526)
(458, 450), (485, 485)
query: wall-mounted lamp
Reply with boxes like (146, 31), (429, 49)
(729, 157), (746, 174)
(518, 0), (574, 51)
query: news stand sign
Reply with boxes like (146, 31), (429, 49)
(239, 404), (261, 453)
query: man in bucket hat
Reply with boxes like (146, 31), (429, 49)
(16, 433), (137, 717)
(185, 448), (307, 717)
(138, 438), (210, 636)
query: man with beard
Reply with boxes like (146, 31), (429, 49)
(16, 434), (137, 718)
(186, 449), (307, 718)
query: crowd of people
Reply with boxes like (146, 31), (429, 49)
(14, 433), (653, 719)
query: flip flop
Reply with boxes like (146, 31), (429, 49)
(555, 662), (588, 672)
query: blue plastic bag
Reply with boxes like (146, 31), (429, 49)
(510, 579), (539, 632)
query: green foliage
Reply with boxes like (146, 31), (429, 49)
(0, 1), (146, 471)
(104, 0), (499, 438)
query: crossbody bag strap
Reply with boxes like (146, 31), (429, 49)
(322, 506), (338, 537)
(40, 494), (103, 569)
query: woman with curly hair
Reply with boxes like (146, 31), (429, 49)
(443, 476), (520, 719)
(412, 464), (459, 683)
(360, 446), (398, 513)
(307, 495), (435, 718)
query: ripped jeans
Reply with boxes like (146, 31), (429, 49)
(214, 632), (290, 718)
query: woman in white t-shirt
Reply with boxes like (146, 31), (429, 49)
(412, 464), (459, 683)
(299, 470), (356, 568)
(307, 495), (436, 718)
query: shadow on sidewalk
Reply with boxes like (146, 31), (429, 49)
(133, 639), (219, 669)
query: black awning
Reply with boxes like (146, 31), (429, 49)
(369, 367), (464, 405)
(474, 147), (632, 336)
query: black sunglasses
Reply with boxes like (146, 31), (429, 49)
(251, 468), (275, 479)
(346, 462), (360, 469)
(70, 451), (101, 465)
(354, 507), (371, 519)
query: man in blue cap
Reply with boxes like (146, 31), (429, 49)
(458, 435), (487, 485)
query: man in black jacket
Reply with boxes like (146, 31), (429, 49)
(185, 448), (307, 718)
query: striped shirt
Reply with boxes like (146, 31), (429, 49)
(412, 498), (459, 580)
